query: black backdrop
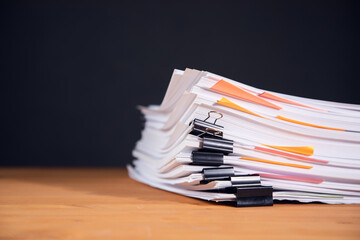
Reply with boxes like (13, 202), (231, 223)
(1, 1), (360, 166)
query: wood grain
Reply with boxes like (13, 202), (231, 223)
(0, 168), (359, 240)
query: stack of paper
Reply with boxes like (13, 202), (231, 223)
(128, 68), (360, 207)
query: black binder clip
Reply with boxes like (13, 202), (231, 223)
(200, 167), (235, 184)
(230, 174), (261, 187)
(236, 186), (273, 207)
(190, 111), (224, 138)
(201, 137), (233, 154)
(191, 151), (224, 166)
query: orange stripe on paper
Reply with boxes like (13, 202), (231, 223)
(254, 146), (328, 164)
(211, 80), (282, 110)
(259, 92), (327, 112)
(240, 156), (312, 169)
(259, 173), (323, 184)
(276, 115), (345, 131)
(217, 97), (269, 119)
(262, 144), (314, 156)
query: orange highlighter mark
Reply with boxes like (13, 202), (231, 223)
(276, 115), (345, 131)
(254, 146), (328, 164)
(217, 97), (270, 120)
(262, 144), (314, 156)
(240, 156), (313, 169)
(211, 80), (282, 110)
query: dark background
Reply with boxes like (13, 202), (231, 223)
(1, 1), (360, 166)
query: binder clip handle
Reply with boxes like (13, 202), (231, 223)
(190, 111), (224, 138)
(204, 111), (223, 125)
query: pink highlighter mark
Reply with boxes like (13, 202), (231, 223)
(260, 173), (324, 184)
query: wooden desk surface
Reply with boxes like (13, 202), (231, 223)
(0, 168), (359, 240)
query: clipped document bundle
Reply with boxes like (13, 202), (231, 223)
(128, 68), (360, 207)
